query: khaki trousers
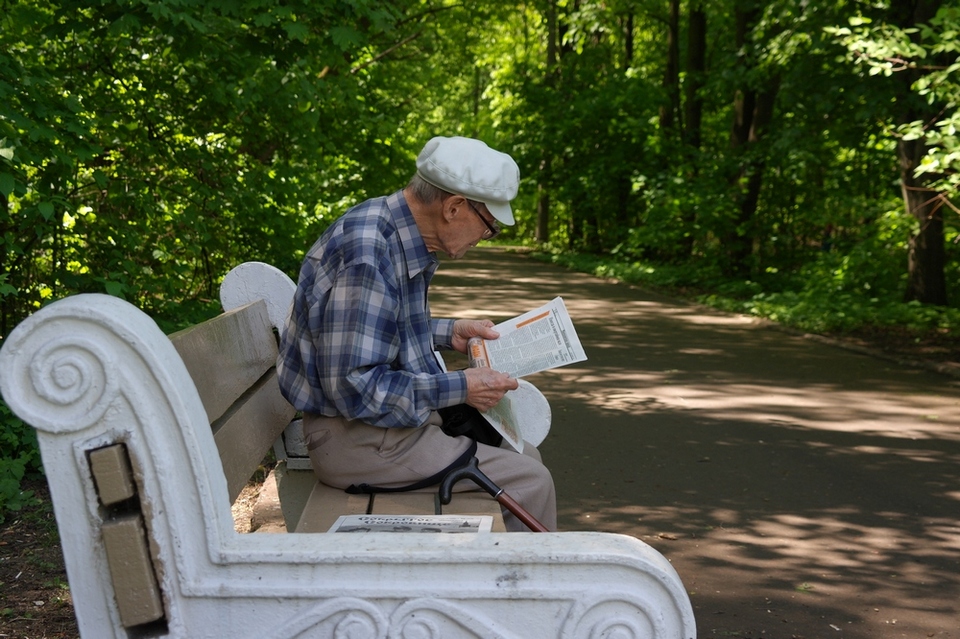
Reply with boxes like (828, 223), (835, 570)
(302, 412), (557, 532)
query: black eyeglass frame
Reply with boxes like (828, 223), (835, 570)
(465, 200), (501, 240)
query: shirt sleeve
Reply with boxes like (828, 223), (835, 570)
(313, 260), (467, 428)
(432, 318), (457, 349)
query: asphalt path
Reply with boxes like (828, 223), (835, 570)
(429, 247), (960, 639)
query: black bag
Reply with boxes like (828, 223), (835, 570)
(438, 403), (503, 448)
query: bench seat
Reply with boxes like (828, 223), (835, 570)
(294, 482), (507, 533)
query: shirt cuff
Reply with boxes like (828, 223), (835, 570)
(426, 369), (468, 408)
(432, 318), (457, 349)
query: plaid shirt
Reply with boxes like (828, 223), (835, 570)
(277, 190), (468, 428)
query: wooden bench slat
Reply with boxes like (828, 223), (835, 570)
(440, 493), (507, 532)
(290, 478), (509, 533)
(369, 492), (438, 515)
(295, 482), (371, 533)
(214, 368), (297, 503)
(170, 300), (277, 424)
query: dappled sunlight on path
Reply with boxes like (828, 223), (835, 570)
(430, 248), (960, 639)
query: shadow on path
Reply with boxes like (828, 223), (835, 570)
(430, 248), (960, 639)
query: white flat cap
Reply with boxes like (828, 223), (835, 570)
(415, 136), (519, 226)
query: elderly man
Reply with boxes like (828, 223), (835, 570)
(277, 136), (557, 531)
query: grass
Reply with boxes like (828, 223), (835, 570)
(529, 248), (960, 344)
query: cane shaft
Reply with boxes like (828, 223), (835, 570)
(496, 492), (550, 532)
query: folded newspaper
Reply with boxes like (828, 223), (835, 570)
(468, 297), (587, 453)
(328, 514), (493, 533)
(468, 296), (587, 378)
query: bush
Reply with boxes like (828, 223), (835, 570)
(532, 242), (959, 339)
(0, 399), (41, 522)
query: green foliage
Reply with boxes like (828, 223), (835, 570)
(746, 221), (949, 331)
(483, 2), (664, 252)
(829, 6), (960, 193)
(0, 400), (40, 522)
(0, 0), (422, 334)
(535, 227), (960, 336)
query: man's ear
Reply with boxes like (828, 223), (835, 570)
(441, 195), (465, 223)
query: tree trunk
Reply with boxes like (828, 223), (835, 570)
(659, 0), (681, 132)
(536, 158), (551, 243)
(729, 3), (757, 152)
(900, 139), (948, 304)
(676, 3), (707, 260)
(622, 12), (634, 71)
(536, 0), (559, 244)
(615, 10), (636, 231)
(683, 3), (706, 150)
(726, 4), (779, 276)
(891, 0), (948, 304)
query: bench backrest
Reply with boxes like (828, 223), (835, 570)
(170, 300), (295, 503)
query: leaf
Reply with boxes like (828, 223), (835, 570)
(180, 14), (208, 33)
(104, 281), (125, 297)
(252, 13), (274, 27)
(93, 169), (109, 189)
(329, 26), (361, 50)
(284, 22), (309, 42)
(37, 201), (54, 219)
(0, 173), (13, 198)
(109, 13), (141, 36)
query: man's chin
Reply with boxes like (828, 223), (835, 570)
(446, 248), (470, 260)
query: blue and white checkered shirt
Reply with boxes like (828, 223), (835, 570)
(277, 190), (468, 428)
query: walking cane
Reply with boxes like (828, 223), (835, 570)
(439, 456), (549, 532)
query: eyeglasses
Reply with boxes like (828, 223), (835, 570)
(466, 200), (501, 240)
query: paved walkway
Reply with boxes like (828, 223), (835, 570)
(430, 247), (960, 639)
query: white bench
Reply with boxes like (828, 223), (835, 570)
(0, 261), (696, 638)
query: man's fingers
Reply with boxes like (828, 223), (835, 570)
(464, 367), (517, 410)
(455, 319), (499, 339)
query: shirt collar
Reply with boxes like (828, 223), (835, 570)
(388, 190), (437, 279)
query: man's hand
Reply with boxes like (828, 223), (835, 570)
(464, 366), (519, 412)
(451, 318), (499, 354)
